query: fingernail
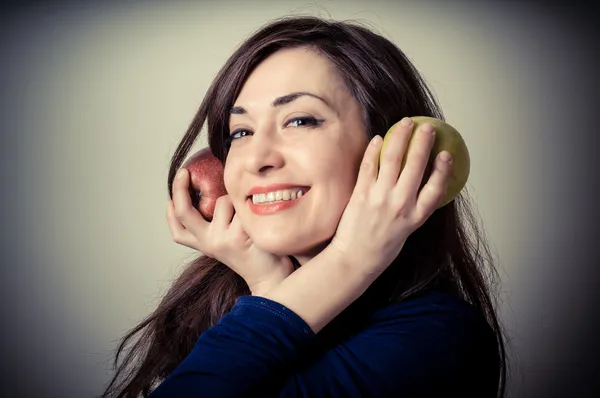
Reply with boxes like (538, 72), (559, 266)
(176, 168), (185, 179)
(400, 117), (412, 126)
(422, 123), (434, 134)
(371, 135), (382, 146)
(440, 151), (452, 162)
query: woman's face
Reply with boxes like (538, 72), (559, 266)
(223, 47), (370, 264)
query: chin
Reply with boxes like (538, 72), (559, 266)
(252, 238), (305, 257)
(251, 232), (332, 258)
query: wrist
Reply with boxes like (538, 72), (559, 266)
(262, 245), (374, 333)
(330, 235), (406, 281)
(249, 281), (277, 297)
(325, 241), (382, 283)
(248, 272), (290, 297)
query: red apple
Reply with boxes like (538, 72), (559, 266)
(181, 147), (227, 221)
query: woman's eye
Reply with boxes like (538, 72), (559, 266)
(285, 116), (324, 128)
(227, 117), (323, 145)
(228, 129), (252, 142)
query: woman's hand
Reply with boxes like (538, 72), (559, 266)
(263, 117), (453, 332)
(330, 117), (452, 275)
(166, 168), (295, 296)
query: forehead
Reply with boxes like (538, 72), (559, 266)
(234, 47), (348, 107)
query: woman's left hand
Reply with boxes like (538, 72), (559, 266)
(329, 117), (453, 276)
(262, 117), (453, 332)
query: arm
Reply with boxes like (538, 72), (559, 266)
(147, 242), (371, 398)
(147, 242), (370, 397)
(263, 243), (386, 333)
(148, 296), (316, 398)
(148, 291), (498, 398)
(276, 291), (500, 398)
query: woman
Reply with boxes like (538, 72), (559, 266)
(103, 16), (507, 397)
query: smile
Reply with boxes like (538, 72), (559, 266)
(251, 188), (306, 204)
(247, 188), (309, 215)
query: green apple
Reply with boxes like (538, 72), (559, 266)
(379, 116), (470, 208)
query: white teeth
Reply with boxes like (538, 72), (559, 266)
(252, 188), (305, 204)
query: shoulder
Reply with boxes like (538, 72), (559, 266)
(351, 290), (500, 396)
(367, 289), (498, 359)
(371, 289), (492, 329)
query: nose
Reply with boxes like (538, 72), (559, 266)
(243, 128), (285, 175)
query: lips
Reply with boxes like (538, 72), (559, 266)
(247, 189), (308, 215)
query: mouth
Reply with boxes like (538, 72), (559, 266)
(247, 187), (310, 205)
(246, 187), (310, 215)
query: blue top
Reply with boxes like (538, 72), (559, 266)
(148, 290), (499, 397)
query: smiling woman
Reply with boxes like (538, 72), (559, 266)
(102, 16), (507, 398)
(224, 47), (369, 261)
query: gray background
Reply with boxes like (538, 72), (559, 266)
(1, 0), (598, 396)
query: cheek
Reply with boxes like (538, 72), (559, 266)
(223, 157), (239, 194)
(223, 163), (239, 198)
(326, 144), (365, 188)
(323, 146), (366, 214)
(223, 168), (233, 192)
(223, 158), (251, 217)
(315, 150), (361, 217)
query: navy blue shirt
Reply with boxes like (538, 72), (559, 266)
(149, 290), (498, 397)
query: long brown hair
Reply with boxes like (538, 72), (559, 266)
(102, 16), (507, 397)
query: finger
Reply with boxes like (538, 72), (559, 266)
(394, 122), (436, 200)
(353, 135), (383, 196)
(376, 118), (413, 189)
(212, 195), (235, 229)
(166, 199), (197, 248)
(415, 151), (453, 220)
(229, 213), (250, 241)
(229, 212), (244, 233)
(172, 168), (209, 236)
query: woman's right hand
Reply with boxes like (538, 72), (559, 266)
(166, 168), (295, 296)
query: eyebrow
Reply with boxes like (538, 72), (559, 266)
(230, 92), (333, 114)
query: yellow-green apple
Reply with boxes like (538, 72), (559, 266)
(380, 116), (470, 208)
